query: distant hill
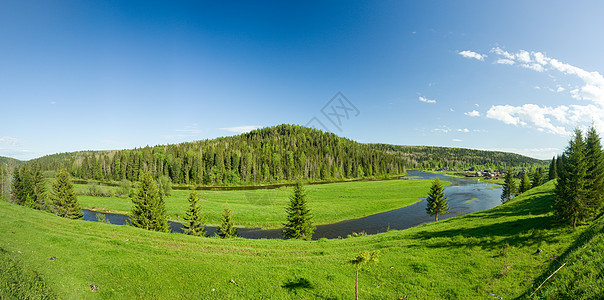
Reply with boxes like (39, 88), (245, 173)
(32, 125), (548, 185)
(33, 125), (406, 185)
(370, 144), (547, 170)
(0, 156), (21, 166)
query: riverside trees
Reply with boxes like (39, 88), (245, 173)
(283, 183), (315, 240)
(49, 169), (82, 219)
(425, 178), (449, 221)
(129, 172), (169, 232)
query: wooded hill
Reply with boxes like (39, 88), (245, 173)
(370, 144), (547, 170)
(33, 125), (406, 185)
(25, 125), (547, 185)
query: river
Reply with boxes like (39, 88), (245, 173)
(82, 170), (502, 239)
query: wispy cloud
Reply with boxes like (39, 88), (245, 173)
(457, 128), (469, 133)
(463, 47), (604, 134)
(164, 124), (202, 140)
(0, 136), (22, 147)
(220, 125), (262, 134)
(464, 110), (480, 117)
(419, 96), (436, 104)
(458, 50), (487, 61)
(452, 139), (463, 142)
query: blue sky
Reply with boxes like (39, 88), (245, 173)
(1, 1), (604, 160)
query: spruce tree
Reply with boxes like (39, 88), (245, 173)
(217, 207), (237, 238)
(50, 169), (83, 219)
(30, 162), (46, 210)
(532, 168), (543, 188)
(519, 172), (531, 194)
(584, 126), (604, 215)
(549, 156), (557, 180)
(129, 172), (169, 232)
(555, 128), (588, 229)
(425, 178), (449, 221)
(183, 192), (206, 236)
(501, 169), (516, 203)
(283, 182), (315, 240)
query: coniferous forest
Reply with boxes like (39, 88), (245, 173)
(3, 124), (547, 187)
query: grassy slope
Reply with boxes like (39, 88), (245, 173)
(1, 180), (597, 299)
(77, 178), (437, 228)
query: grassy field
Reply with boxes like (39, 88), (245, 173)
(2, 180), (600, 299)
(76, 178), (438, 228)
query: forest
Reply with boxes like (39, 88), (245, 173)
(1, 125), (548, 188)
(30, 125), (406, 185)
(372, 143), (547, 170)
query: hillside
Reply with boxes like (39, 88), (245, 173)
(371, 143), (547, 170)
(0, 156), (21, 166)
(1, 180), (598, 298)
(33, 124), (406, 185)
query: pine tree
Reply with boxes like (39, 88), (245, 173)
(532, 168), (543, 188)
(501, 169), (516, 203)
(549, 156), (557, 180)
(183, 192), (206, 236)
(425, 178), (449, 221)
(519, 172), (531, 194)
(217, 207), (237, 238)
(129, 172), (169, 232)
(283, 182), (315, 240)
(584, 126), (604, 216)
(555, 128), (588, 229)
(50, 169), (83, 219)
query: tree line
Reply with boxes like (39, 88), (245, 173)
(32, 124), (406, 185)
(372, 144), (547, 170)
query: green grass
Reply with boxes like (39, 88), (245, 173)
(77, 178), (439, 229)
(1, 180), (599, 298)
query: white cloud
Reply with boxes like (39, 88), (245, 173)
(419, 96), (436, 104)
(0, 136), (22, 147)
(50, 101), (56, 105)
(457, 128), (470, 133)
(496, 59), (515, 65)
(220, 125), (262, 134)
(464, 110), (481, 117)
(431, 126), (451, 133)
(452, 139), (463, 142)
(474, 47), (604, 134)
(458, 50), (487, 61)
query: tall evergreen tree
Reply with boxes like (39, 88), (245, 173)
(283, 182), (315, 240)
(501, 169), (516, 203)
(425, 178), (449, 221)
(30, 162), (46, 210)
(50, 169), (83, 219)
(183, 192), (206, 236)
(519, 172), (531, 194)
(129, 172), (169, 232)
(584, 126), (604, 215)
(532, 168), (543, 188)
(217, 207), (237, 238)
(555, 128), (588, 229)
(548, 156), (557, 180)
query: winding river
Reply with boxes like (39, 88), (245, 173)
(82, 171), (502, 239)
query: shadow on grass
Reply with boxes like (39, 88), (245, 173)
(408, 188), (560, 250)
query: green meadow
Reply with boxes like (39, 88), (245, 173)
(76, 178), (438, 228)
(2, 180), (602, 299)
